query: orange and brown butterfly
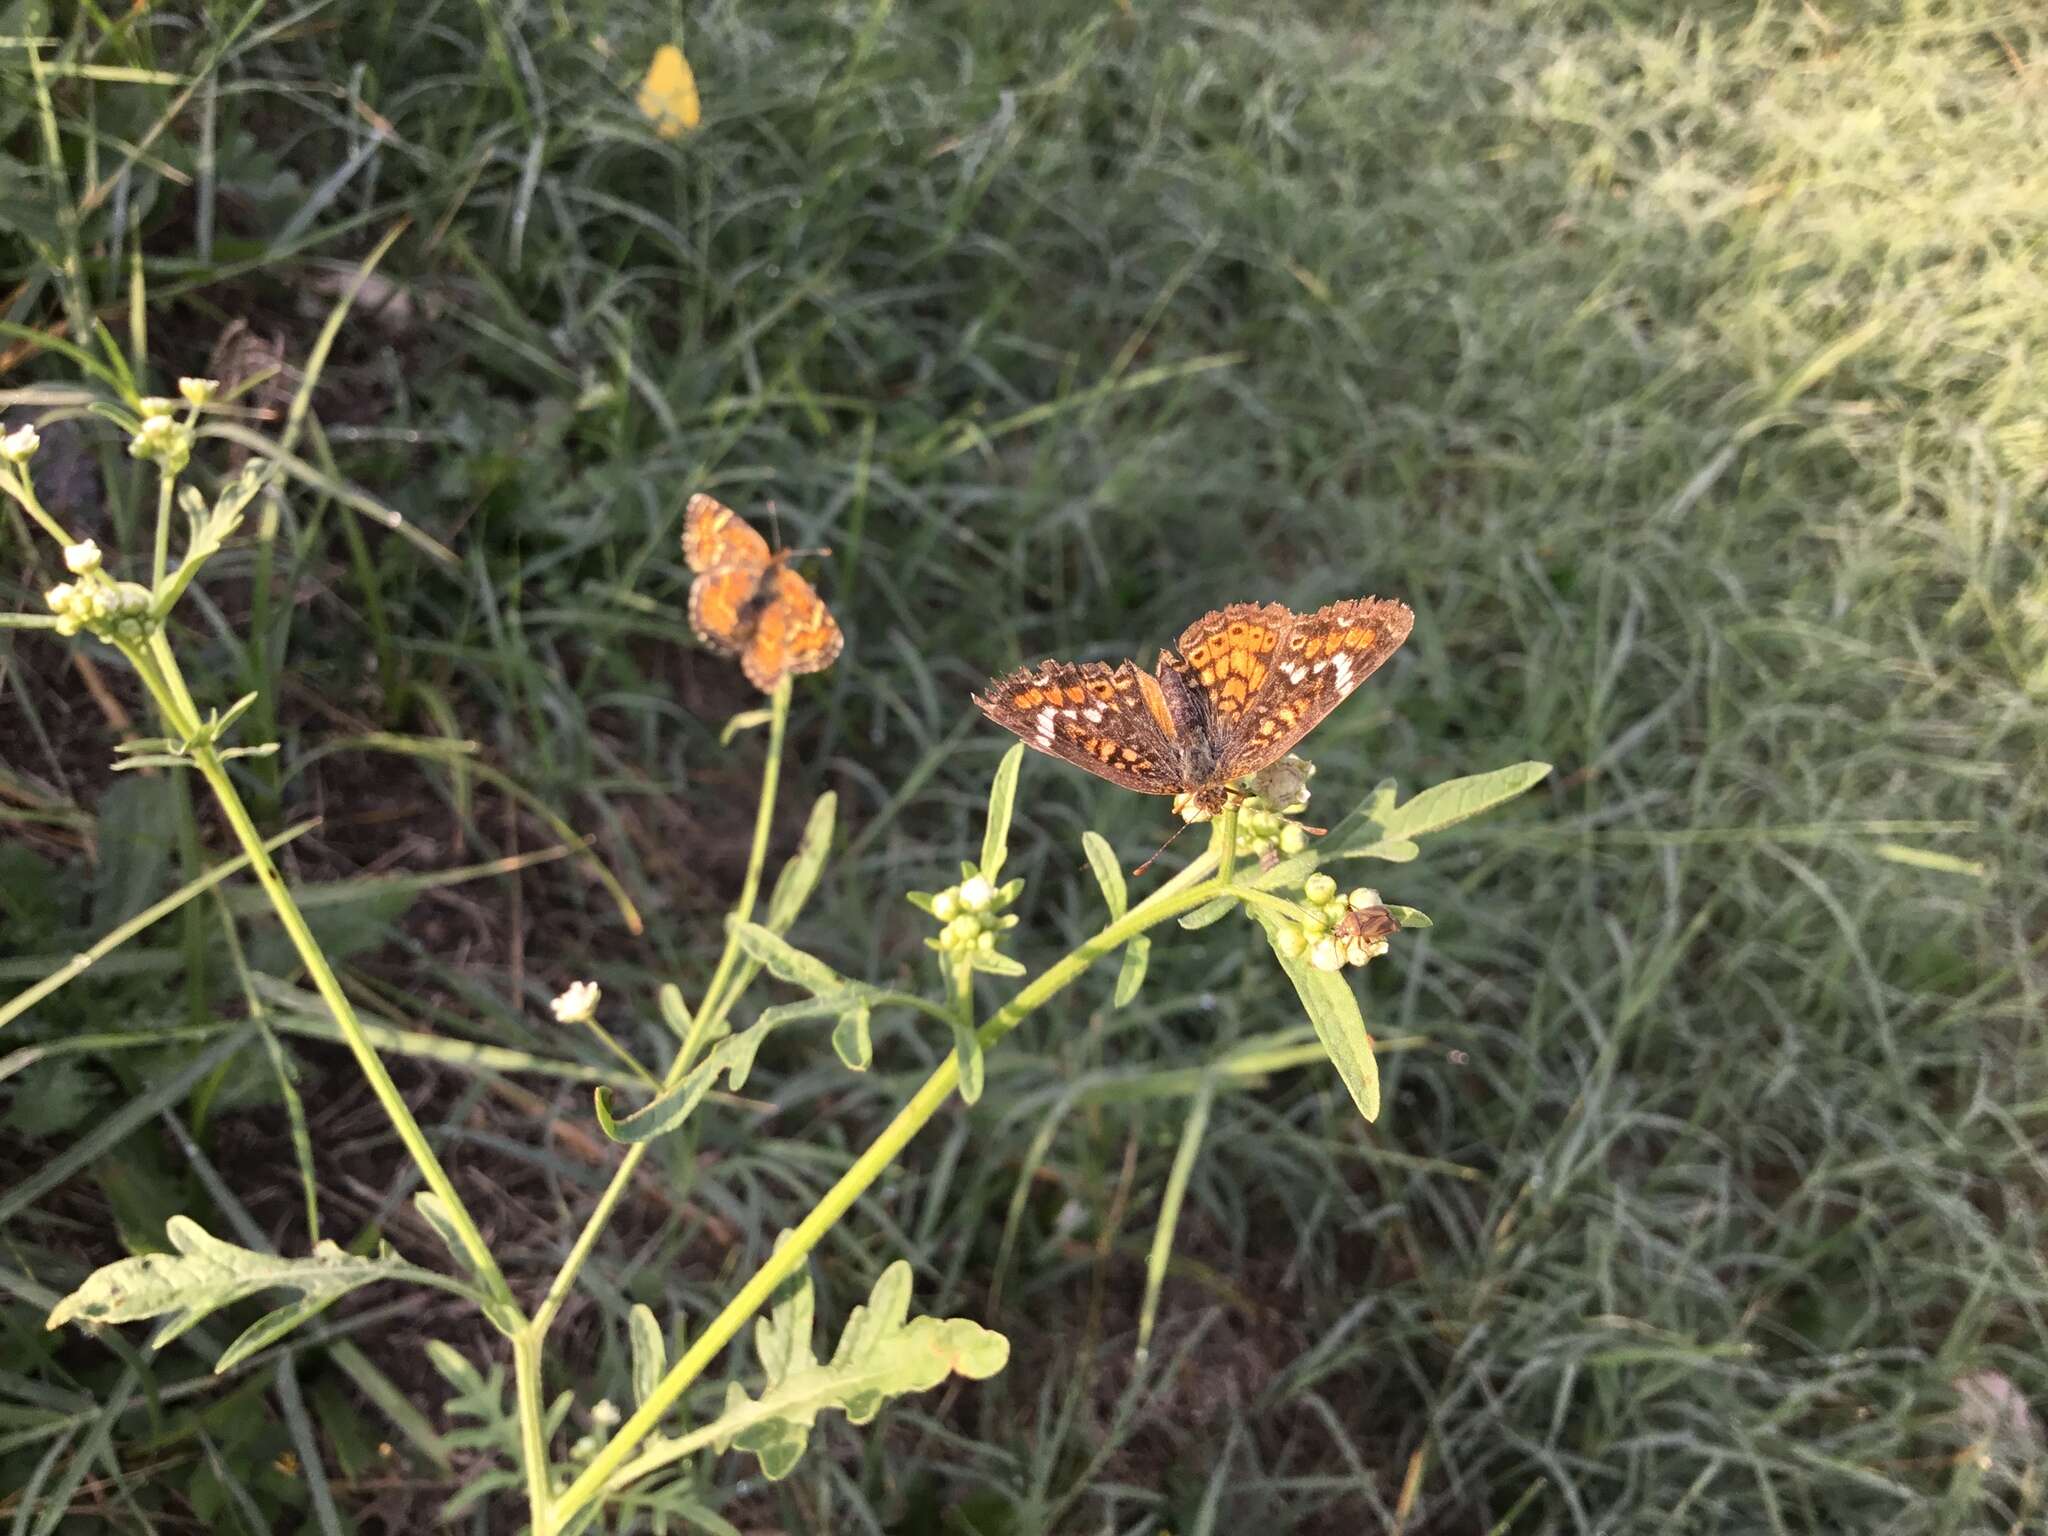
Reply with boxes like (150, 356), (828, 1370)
(973, 597), (1414, 822)
(683, 493), (843, 692)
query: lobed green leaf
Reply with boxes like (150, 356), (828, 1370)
(46, 1216), (413, 1369)
(715, 1259), (1008, 1481)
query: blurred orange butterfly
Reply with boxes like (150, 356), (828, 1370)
(635, 44), (700, 138)
(683, 494), (843, 692)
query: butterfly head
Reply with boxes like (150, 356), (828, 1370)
(1171, 783), (1235, 823)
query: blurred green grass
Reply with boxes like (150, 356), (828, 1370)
(2, 1), (2044, 1530)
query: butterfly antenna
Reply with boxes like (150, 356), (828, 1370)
(1131, 819), (1194, 878)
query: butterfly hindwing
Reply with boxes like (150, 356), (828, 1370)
(741, 564), (843, 691)
(972, 660), (1183, 796)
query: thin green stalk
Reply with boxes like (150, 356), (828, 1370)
(124, 640), (518, 1323)
(150, 472), (174, 589)
(692, 676), (792, 1029)
(548, 833), (1231, 1526)
(514, 1331), (552, 1524)
(1215, 803), (1240, 887)
(520, 678), (796, 1472)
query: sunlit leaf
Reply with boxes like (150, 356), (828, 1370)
(629, 1304), (666, 1409)
(714, 1260), (1008, 1480)
(1082, 830), (1126, 919)
(1369, 761), (1552, 841)
(1113, 934), (1150, 1008)
(47, 1216), (414, 1369)
(766, 792), (837, 932)
(1252, 910), (1379, 1124)
(980, 744), (1024, 883)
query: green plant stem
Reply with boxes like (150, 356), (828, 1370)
(121, 639), (519, 1324)
(548, 831), (1233, 1526)
(518, 677), (797, 1523)
(514, 1331), (552, 1520)
(1, 463), (77, 548)
(150, 472), (174, 588)
(1216, 803), (1240, 886)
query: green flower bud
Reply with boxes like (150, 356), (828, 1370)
(1304, 873), (1338, 905)
(1348, 887), (1382, 911)
(1275, 926), (1307, 959)
(932, 887), (961, 922)
(1279, 825), (1307, 855)
(177, 377), (221, 408)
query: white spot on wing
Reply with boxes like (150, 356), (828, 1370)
(1281, 662), (1307, 682)
(1332, 652), (1355, 693)
(1035, 706), (1057, 744)
(1084, 707), (1103, 722)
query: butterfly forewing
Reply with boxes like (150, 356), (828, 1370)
(1211, 597), (1414, 778)
(972, 660), (1183, 795)
(683, 493), (769, 575)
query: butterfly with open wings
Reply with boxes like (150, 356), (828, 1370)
(974, 597), (1413, 821)
(683, 493), (843, 693)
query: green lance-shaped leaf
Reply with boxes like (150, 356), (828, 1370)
(980, 743), (1025, 884)
(766, 792), (837, 933)
(1081, 830), (1126, 919)
(629, 1304), (666, 1409)
(1251, 908), (1379, 1124)
(714, 1260), (1009, 1481)
(46, 1216), (412, 1370)
(733, 922), (852, 996)
(1365, 761), (1552, 843)
(1114, 935), (1150, 1008)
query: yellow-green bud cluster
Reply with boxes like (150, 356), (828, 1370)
(128, 408), (193, 475)
(1271, 877), (1399, 973)
(922, 868), (1022, 956)
(177, 376), (220, 408)
(1234, 800), (1311, 863)
(44, 571), (154, 642)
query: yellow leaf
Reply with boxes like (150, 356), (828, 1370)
(635, 43), (700, 138)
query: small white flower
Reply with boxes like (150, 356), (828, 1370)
(1, 422), (40, 463)
(1308, 938), (1345, 973)
(177, 377), (220, 407)
(589, 1399), (620, 1427)
(957, 874), (994, 912)
(550, 979), (602, 1024)
(931, 887), (961, 922)
(63, 540), (102, 575)
(44, 582), (75, 612)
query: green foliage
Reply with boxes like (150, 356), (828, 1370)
(1250, 910), (1379, 1125)
(45, 1217), (418, 1372)
(714, 1260), (1009, 1481)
